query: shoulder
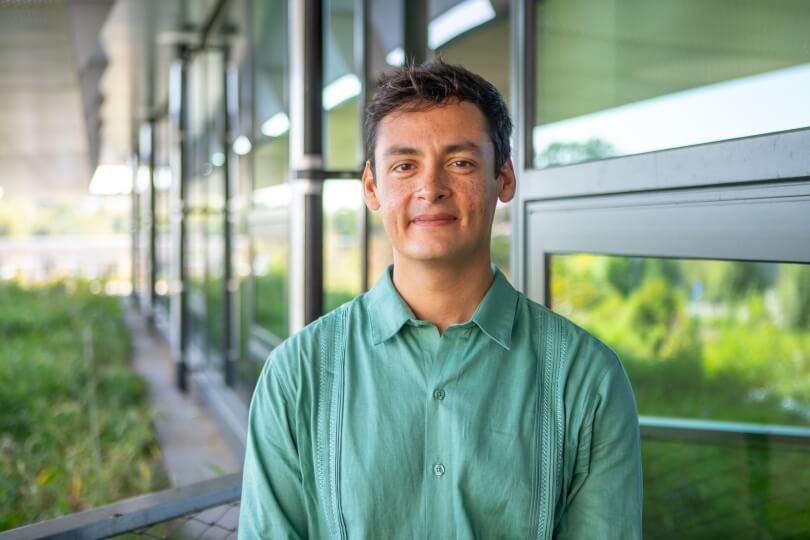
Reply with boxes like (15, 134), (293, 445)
(518, 294), (627, 394)
(258, 296), (364, 395)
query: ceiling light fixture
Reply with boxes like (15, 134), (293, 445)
(429, 0), (495, 49)
(261, 112), (291, 137)
(89, 164), (132, 195)
(323, 74), (362, 110)
(233, 135), (252, 156)
(385, 0), (496, 65)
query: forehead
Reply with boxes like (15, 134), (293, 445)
(375, 100), (491, 155)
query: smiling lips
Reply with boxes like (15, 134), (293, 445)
(411, 213), (457, 227)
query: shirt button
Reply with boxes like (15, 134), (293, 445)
(433, 389), (446, 401)
(433, 463), (446, 477)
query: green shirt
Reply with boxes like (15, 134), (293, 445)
(239, 266), (642, 539)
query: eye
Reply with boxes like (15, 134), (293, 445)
(392, 162), (414, 173)
(450, 159), (475, 170)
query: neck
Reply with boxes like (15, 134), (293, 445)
(391, 254), (494, 334)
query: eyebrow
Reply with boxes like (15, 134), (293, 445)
(381, 141), (483, 159)
(382, 145), (421, 158)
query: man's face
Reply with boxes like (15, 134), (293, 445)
(362, 100), (515, 267)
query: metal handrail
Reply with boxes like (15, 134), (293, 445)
(2, 417), (808, 539)
(640, 415), (810, 447)
(0, 473), (241, 540)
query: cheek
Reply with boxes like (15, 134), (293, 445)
(378, 189), (409, 220)
(459, 185), (497, 217)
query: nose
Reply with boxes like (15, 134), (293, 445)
(416, 164), (451, 202)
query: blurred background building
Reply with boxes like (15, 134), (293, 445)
(0, 0), (809, 538)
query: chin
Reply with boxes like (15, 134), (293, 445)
(403, 247), (472, 264)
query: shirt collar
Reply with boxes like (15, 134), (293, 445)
(470, 265), (519, 351)
(367, 264), (519, 350)
(367, 265), (416, 345)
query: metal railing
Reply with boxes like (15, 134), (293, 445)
(640, 415), (810, 446)
(0, 474), (241, 540)
(2, 418), (808, 539)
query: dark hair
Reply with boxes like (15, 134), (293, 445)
(365, 59), (512, 176)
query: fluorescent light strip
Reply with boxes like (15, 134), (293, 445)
(386, 47), (405, 67)
(155, 167), (172, 190)
(136, 166), (150, 191)
(429, 0), (495, 49)
(261, 112), (291, 137)
(253, 184), (292, 209)
(323, 74), (362, 110)
(89, 164), (132, 195)
(386, 0), (496, 65)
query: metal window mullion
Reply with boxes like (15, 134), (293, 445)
(223, 45), (237, 387)
(403, 0), (427, 64)
(525, 181), (810, 303)
(169, 50), (191, 392)
(520, 128), (810, 201)
(511, 0), (535, 292)
(147, 120), (157, 320)
(355, 0), (371, 291)
(131, 154), (140, 307)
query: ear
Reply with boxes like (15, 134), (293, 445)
(497, 158), (516, 204)
(362, 160), (381, 211)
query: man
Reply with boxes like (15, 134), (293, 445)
(239, 61), (642, 539)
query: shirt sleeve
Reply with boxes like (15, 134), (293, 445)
(555, 358), (643, 540)
(238, 352), (309, 540)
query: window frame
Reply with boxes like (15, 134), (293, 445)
(510, 0), (810, 297)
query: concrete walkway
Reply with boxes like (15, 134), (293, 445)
(125, 309), (241, 488)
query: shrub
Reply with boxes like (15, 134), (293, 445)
(0, 281), (167, 530)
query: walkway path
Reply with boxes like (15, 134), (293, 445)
(125, 309), (241, 487)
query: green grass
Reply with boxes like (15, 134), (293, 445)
(0, 281), (168, 530)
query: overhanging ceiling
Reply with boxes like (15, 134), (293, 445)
(0, 1), (91, 197)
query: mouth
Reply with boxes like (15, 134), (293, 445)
(411, 213), (458, 227)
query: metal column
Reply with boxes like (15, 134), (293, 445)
(145, 121), (157, 321)
(222, 46), (237, 387)
(130, 152), (140, 306)
(404, 0), (428, 64)
(169, 51), (190, 392)
(510, 0), (535, 293)
(289, 0), (325, 332)
(355, 0), (371, 290)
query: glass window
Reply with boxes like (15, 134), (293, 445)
(533, 0), (810, 168)
(325, 0), (362, 171)
(430, 0), (510, 103)
(135, 141), (150, 303)
(550, 254), (810, 540)
(251, 0), (291, 342)
(253, 0), (289, 157)
(252, 204), (290, 341)
(204, 55), (227, 368)
(186, 50), (228, 368)
(153, 118), (172, 315)
(430, 0), (512, 278)
(369, 0), (404, 75)
(368, 210), (393, 285)
(323, 180), (363, 311)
